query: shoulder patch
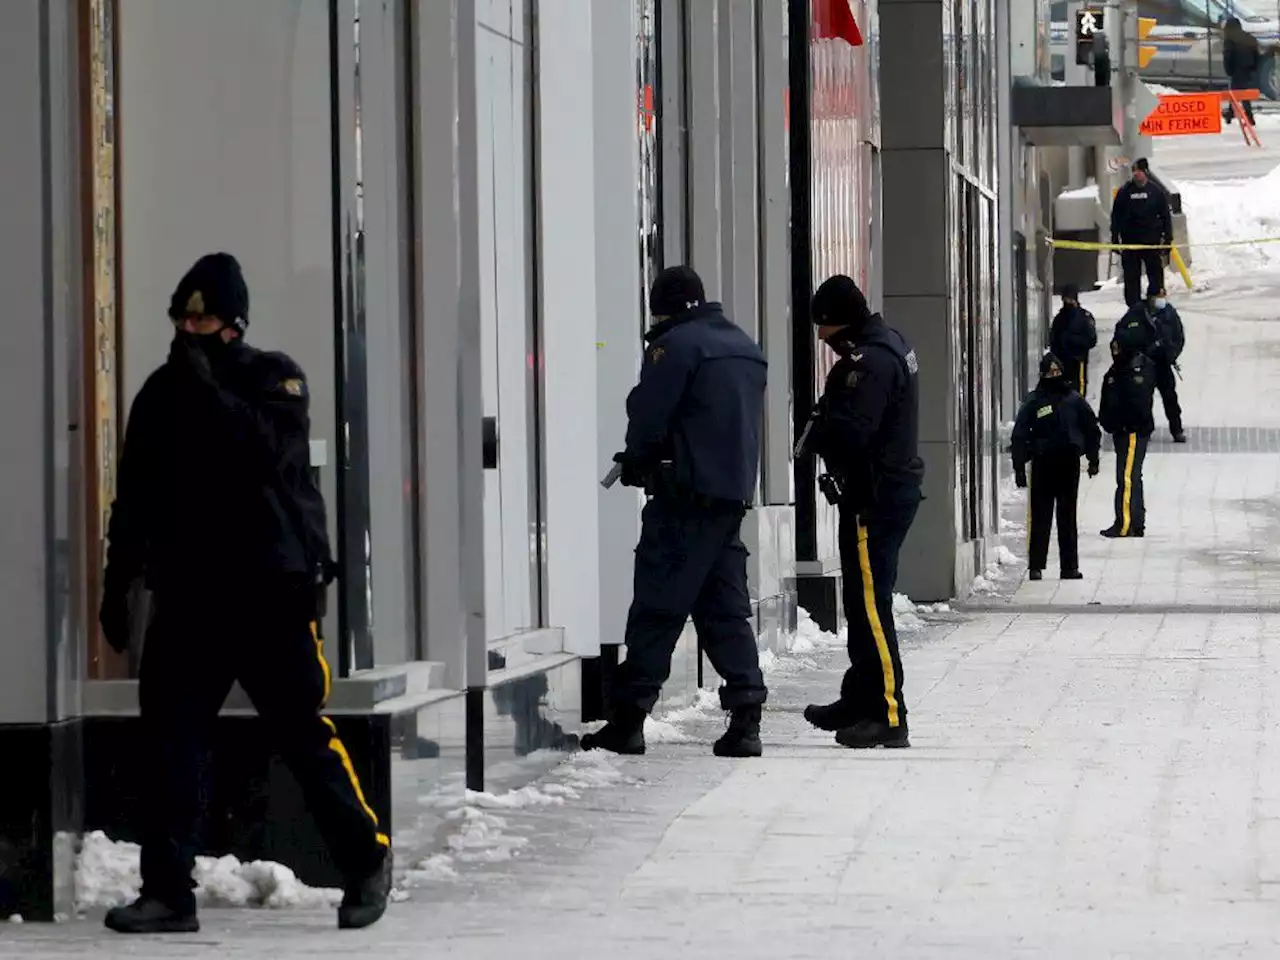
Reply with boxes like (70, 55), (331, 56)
(845, 369), (862, 389)
(904, 350), (919, 375)
(649, 345), (666, 364)
(1133, 375), (1144, 383)
(278, 377), (306, 397)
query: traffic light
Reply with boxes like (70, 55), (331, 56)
(1138, 17), (1158, 69)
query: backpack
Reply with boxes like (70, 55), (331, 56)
(1154, 306), (1185, 362)
(1028, 393), (1072, 456)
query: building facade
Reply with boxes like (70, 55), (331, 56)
(1, 0), (1052, 921)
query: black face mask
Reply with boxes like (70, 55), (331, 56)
(1042, 376), (1069, 392)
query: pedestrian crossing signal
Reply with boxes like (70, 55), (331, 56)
(1138, 17), (1158, 69)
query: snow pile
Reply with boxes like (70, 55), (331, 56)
(1059, 183), (1099, 202)
(441, 808), (529, 864)
(970, 543), (1023, 596)
(786, 607), (844, 653)
(1178, 162), (1280, 281)
(1145, 82), (1179, 97)
(892, 593), (927, 633)
(74, 831), (342, 912)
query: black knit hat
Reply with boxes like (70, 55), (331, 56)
(811, 275), (871, 328)
(169, 253), (250, 333)
(1061, 283), (1080, 301)
(649, 265), (706, 317)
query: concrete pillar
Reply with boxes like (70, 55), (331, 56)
(0, 0), (87, 922)
(879, 0), (961, 601)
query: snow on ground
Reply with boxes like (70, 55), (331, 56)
(74, 831), (344, 913)
(1178, 158), (1280, 281)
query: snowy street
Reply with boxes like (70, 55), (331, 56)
(11, 116), (1280, 960)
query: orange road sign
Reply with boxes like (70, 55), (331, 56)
(1140, 92), (1222, 137)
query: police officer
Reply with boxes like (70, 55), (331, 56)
(1111, 163), (1173, 307)
(98, 254), (392, 934)
(1149, 288), (1187, 443)
(799, 276), (924, 749)
(1099, 324), (1158, 538)
(582, 266), (768, 758)
(1049, 284), (1098, 397)
(1011, 353), (1102, 581)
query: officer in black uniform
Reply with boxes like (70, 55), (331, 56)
(1149, 288), (1187, 443)
(1049, 284), (1098, 398)
(799, 275), (924, 749)
(582, 265), (768, 758)
(1099, 324), (1158, 538)
(98, 254), (392, 934)
(1011, 353), (1102, 581)
(1111, 163), (1173, 307)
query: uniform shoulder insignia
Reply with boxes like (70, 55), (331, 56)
(1133, 375), (1144, 383)
(849, 352), (864, 362)
(278, 377), (306, 397)
(649, 345), (666, 363)
(845, 368), (862, 388)
(905, 349), (919, 375)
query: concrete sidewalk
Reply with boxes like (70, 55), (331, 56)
(11, 609), (1280, 957)
(996, 275), (1280, 610)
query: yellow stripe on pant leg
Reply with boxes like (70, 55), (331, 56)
(1079, 361), (1086, 398)
(312, 622), (331, 704)
(321, 716), (391, 847)
(856, 520), (900, 728)
(1121, 433), (1137, 536)
(1025, 464), (1032, 552)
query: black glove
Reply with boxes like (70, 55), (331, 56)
(615, 453), (649, 488)
(99, 586), (131, 654)
(1014, 471), (1027, 489)
(1087, 459), (1100, 478)
(168, 332), (215, 385)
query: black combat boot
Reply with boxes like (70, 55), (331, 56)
(803, 699), (860, 732)
(834, 719), (910, 749)
(1061, 569), (1084, 580)
(104, 896), (199, 934)
(338, 847), (393, 930)
(1172, 430), (1187, 444)
(580, 702), (646, 755)
(1100, 525), (1143, 538)
(713, 705), (762, 758)
(1028, 570), (1043, 581)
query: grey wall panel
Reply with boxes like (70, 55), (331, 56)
(878, 1), (947, 152)
(685, 0), (721, 289)
(0, 0), (51, 724)
(360, 0), (418, 666)
(594, 0), (643, 650)
(414, 0), (466, 684)
(117, 0), (340, 662)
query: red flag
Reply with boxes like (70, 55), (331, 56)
(813, 0), (864, 47)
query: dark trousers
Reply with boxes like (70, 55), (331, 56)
(613, 497), (767, 713)
(1111, 432), (1149, 535)
(1027, 453), (1082, 573)
(1121, 249), (1164, 307)
(838, 495), (920, 729)
(138, 580), (388, 912)
(1155, 361), (1183, 434)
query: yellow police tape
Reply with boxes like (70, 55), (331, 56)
(1048, 234), (1280, 292)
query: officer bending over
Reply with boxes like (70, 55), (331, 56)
(1049, 284), (1098, 398)
(582, 266), (768, 758)
(1099, 325), (1157, 539)
(99, 254), (392, 934)
(800, 276), (924, 749)
(1011, 353), (1101, 581)
(1149, 288), (1187, 443)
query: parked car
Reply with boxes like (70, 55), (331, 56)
(1051, 0), (1280, 100)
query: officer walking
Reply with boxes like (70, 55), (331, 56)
(1111, 162), (1173, 307)
(799, 276), (924, 749)
(1099, 324), (1158, 538)
(1011, 354), (1102, 581)
(1049, 284), (1098, 398)
(98, 254), (392, 934)
(582, 265), (768, 758)
(1149, 288), (1187, 443)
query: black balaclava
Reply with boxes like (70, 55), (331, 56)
(812, 275), (872, 355)
(1040, 352), (1069, 392)
(169, 253), (250, 361)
